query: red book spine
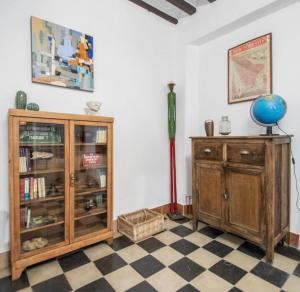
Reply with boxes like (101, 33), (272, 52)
(20, 178), (25, 201)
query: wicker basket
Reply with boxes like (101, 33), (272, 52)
(117, 209), (165, 242)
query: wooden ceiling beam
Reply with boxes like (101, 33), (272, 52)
(128, 0), (178, 24)
(166, 0), (196, 15)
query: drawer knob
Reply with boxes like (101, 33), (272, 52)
(204, 148), (212, 154)
(240, 149), (250, 155)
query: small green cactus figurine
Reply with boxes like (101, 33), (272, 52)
(15, 91), (27, 109)
(26, 103), (40, 111)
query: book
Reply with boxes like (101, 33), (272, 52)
(41, 177), (46, 198)
(30, 177), (34, 200)
(33, 178), (38, 199)
(24, 178), (30, 201)
(26, 208), (31, 229)
(20, 178), (25, 201)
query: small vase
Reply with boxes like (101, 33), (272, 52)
(15, 90), (27, 109)
(204, 120), (214, 136)
(219, 116), (231, 135)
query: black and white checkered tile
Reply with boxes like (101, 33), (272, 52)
(0, 219), (299, 292)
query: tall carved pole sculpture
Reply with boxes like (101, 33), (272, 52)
(167, 83), (184, 220)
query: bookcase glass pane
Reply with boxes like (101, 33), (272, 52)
(74, 125), (108, 238)
(19, 122), (65, 254)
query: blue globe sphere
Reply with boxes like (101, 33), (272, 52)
(251, 94), (287, 126)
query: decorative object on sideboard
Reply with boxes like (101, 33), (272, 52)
(228, 33), (272, 104)
(204, 120), (214, 136)
(85, 101), (101, 115)
(31, 16), (94, 92)
(15, 90), (27, 109)
(26, 102), (40, 111)
(250, 94), (287, 135)
(219, 116), (231, 135)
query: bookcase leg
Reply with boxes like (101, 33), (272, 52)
(11, 266), (24, 281)
(192, 217), (198, 232)
(105, 237), (113, 246)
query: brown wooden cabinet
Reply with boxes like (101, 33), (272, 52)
(8, 109), (114, 280)
(191, 136), (291, 263)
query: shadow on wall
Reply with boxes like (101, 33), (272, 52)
(0, 210), (9, 252)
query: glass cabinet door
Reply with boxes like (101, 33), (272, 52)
(72, 123), (109, 239)
(17, 119), (68, 255)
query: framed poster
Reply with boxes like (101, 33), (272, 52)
(31, 16), (94, 92)
(228, 33), (272, 104)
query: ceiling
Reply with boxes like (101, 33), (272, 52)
(128, 0), (217, 24)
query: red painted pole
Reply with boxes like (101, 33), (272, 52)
(173, 139), (178, 213)
(170, 139), (174, 213)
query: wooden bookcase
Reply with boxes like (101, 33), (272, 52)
(8, 109), (114, 280)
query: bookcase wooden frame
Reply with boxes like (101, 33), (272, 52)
(8, 109), (114, 280)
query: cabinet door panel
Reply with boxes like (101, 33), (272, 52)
(70, 121), (112, 242)
(196, 164), (224, 221)
(15, 118), (69, 258)
(226, 168), (264, 236)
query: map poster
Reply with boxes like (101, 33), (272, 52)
(228, 33), (272, 104)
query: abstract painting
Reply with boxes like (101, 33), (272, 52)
(31, 16), (94, 91)
(228, 33), (272, 104)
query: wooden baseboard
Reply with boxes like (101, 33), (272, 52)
(288, 232), (300, 248)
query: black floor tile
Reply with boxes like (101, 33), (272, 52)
(131, 255), (165, 278)
(126, 280), (158, 292)
(169, 257), (205, 282)
(177, 284), (199, 292)
(275, 244), (300, 261)
(31, 274), (72, 292)
(0, 272), (29, 292)
(58, 250), (90, 272)
(209, 260), (247, 285)
(251, 261), (289, 288)
(170, 239), (199, 255)
(94, 253), (127, 275)
(138, 237), (165, 253)
(229, 287), (243, 292)
(112, 235), (134, 251)
(76, 277), (115, 292)
(170, 225), (193, 237)
(237, 241), (265, 260)
(294, 262), (300, 277)
(203, 240), (233, 258)
(198, 226), (223, 238)
(171, 217), (190, 224)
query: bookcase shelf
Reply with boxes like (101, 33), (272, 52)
(75, 187), (106, 196)
(9, 109), (113, 280)
(75, 207), (107, 220)
(20, 220), (65, 234)
(20, 195), (65, 206)
(19, 168), (65, 176)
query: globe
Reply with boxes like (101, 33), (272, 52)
(250, 94), (287, 135)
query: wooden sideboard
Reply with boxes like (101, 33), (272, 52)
(190, 136), (291, 263)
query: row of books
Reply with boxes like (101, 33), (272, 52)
(96, 129), (107, 143)
(20, 177), (46, 201)
(19, 148), (31, 173)
(20, 206), (31, 228)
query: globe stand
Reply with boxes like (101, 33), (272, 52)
(260, 126), (279, 136)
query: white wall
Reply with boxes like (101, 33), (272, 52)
(0, 0), (176, 253)
(182, 2), (300, 236)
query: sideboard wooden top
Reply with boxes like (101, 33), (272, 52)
(8, 109), (114, 123)
(190, 135), (292, 140)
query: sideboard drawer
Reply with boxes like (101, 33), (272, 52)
(194, 142), (223, 161)
(227, 143), (265, 165)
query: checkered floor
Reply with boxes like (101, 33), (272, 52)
(1, 218), (300, 292)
